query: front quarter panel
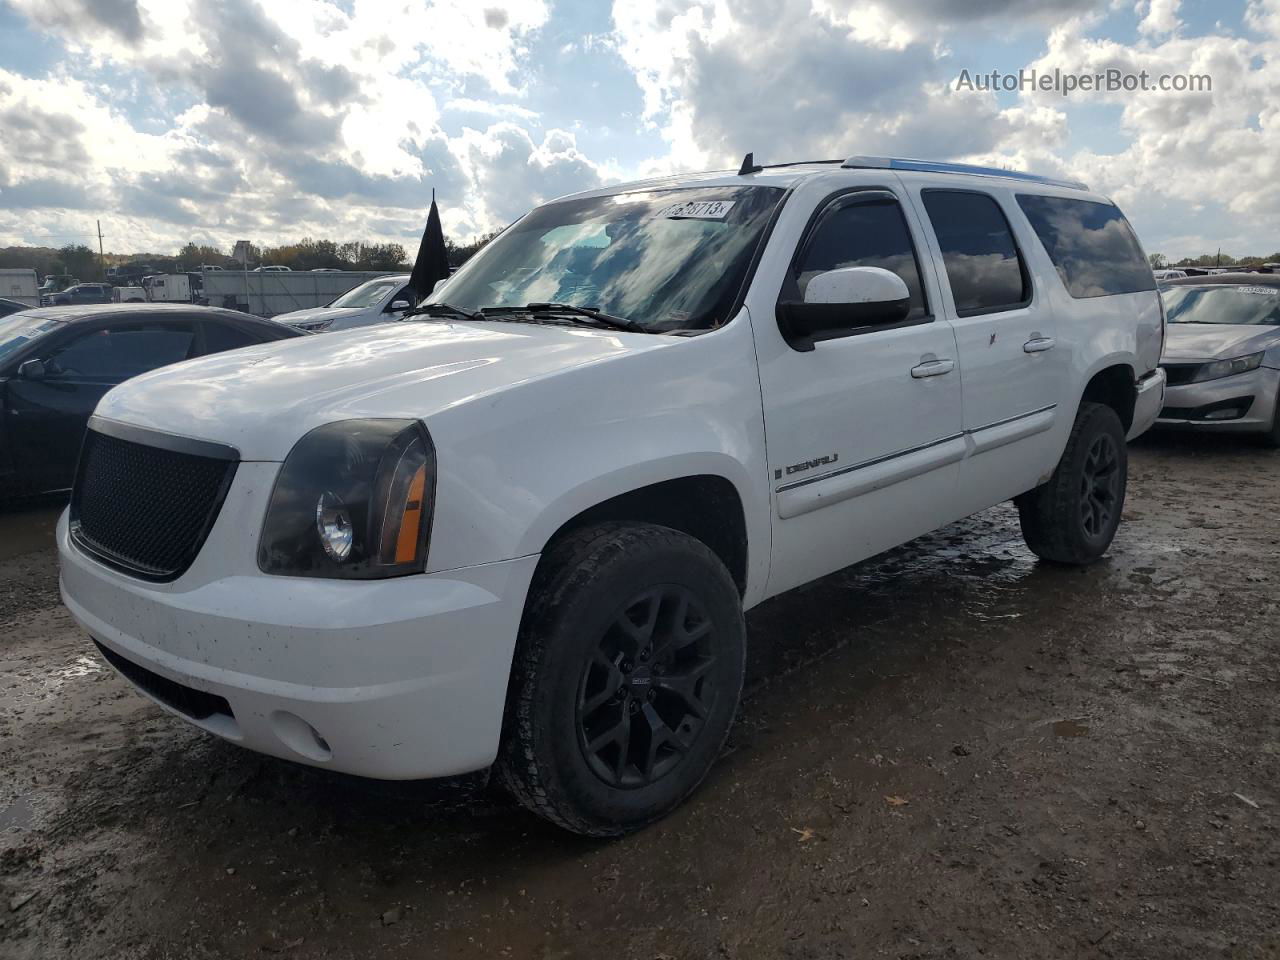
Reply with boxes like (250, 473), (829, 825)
(423, 316), (771, 605)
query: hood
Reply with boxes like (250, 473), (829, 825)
(1162, 324), (1280, 362)
(272, 305), (361, 325)
(95, 320), (670, 460)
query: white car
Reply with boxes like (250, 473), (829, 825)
(60, 155), (1165, 836)
(253, 265), (291, 272)
(272, 274), (413, 333)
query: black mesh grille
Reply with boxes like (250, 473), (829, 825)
(1161, 363), (1201, 386)
(71, 429), (237, 580)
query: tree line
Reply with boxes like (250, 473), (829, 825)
(0, 232), (501, 281)
(1148, 251), (1280, 269)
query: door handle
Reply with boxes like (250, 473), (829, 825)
(910, 359), (955, 379)
(1023, 337), (1056, 354)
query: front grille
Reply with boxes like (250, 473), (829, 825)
(94, 640), (233, 721)
(71, 427), (238, 581)
(1161, 363), (1202, 386)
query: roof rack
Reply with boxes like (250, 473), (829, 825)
(840, 156), (1087, 190)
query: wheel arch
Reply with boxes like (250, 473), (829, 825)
(1078, 358), (1138, 433)
(524, 463), (753, 597)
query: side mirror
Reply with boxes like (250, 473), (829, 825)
(388, 300), (411, 312)
(17, 359), (46, 381)
(777, 266), (912, 351)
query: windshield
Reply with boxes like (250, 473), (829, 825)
(329, 278), (400, 309)
(1162, 284), (1280, 325)
(0, 314), (62, 364)
(434, 185), (786, 332)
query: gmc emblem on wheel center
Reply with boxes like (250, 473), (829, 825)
(774, 453), (840, 481)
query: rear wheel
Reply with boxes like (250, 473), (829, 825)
(498, 522), (746, 836)
(1016, 401), (1127, 565)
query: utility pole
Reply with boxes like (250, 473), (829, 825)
(97, 220), (105, 280)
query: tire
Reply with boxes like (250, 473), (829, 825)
(497, 522), (746, 836)
(1016, 401), (1128, 565)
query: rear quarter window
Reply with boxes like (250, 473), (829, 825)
(1016, 195), (1155, 299)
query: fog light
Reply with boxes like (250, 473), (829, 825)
(1203, 408), (1239, 420)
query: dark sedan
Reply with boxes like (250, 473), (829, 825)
(0, 304), (301, 499)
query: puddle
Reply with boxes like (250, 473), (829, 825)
(0, 655), (105, 711)
(0, 794), (35, 833)
(1052, 718), (1090, 738)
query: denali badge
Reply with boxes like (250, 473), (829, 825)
(774, 453), (839, 480)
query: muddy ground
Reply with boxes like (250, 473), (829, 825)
(1, 432), (1277, 960)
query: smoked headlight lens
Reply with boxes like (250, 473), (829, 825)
(1192, 352), (1264, 383)
(259, 419), (435, 578)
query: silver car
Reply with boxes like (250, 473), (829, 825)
(1158, 273), (1280, 446)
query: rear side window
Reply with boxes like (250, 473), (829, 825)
(788, 194), (929, 320)
(921, 190), (1029, 315)
(1016, 195), (1155, 298)
(201, 322), (264, 354)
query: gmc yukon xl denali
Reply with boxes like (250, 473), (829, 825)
(59, 156), (1166, 835)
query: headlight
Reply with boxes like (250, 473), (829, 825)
(1192, 353), (1264, 383)
(259, 419), (435, 578)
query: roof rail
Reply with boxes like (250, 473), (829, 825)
(841, 156), (1088, 191)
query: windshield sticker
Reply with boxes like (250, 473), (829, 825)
(653, 199), (737, 220)
(1236, 286), (1280, 296)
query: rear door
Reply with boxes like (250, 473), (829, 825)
(6, 320), (197, 489)
(905, 184), (1067, 511)
(751, 176), (964, 597)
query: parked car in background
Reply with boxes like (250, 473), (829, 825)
(58, 156), (1164, 836)
(0, 304), (301, 500)
(38, 275), (77, 305)
(1153, 269), (1188, 281)
(1158, 273), (1280, 445)
(0, 297), (31, 318)
(50, 283), (113, 306)
(272, 274), (412, 332)
(254, 265), (291, 272)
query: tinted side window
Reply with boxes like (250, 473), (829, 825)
(921, 191), (1029, 315)
(48, 325), (195, 381)
(201, 322), (262, 354)
(1016, 195), (1156, 298)
(789, 196), (928, 320)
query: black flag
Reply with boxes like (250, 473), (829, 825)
(407, 192), (451, 302)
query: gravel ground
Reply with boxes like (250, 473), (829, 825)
(1, 432), (1277, 959)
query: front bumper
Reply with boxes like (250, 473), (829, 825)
(1156, 365), (1279, 433)
(58, 482), (539, 779)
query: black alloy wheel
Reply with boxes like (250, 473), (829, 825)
(575, 586), (718, 789)
(1079, 432), (1121, 540)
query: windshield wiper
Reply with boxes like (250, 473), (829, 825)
(481, 302), (646, 334)
(403, 302), (480, 321)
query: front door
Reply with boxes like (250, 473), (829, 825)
(752, 182), (964, 597)
(6, 321), (197, 489)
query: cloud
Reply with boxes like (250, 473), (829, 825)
(14, 0), (145, 45)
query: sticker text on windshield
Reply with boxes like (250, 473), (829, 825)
(654, 200), (737, 220)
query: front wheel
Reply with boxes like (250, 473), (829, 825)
(497, 522), (746, 836)
(1016, 401), (1128, 565)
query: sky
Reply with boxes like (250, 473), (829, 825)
(0, 0), (1277, 260)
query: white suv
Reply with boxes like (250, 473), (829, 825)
(59, 156), (1165, 836)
